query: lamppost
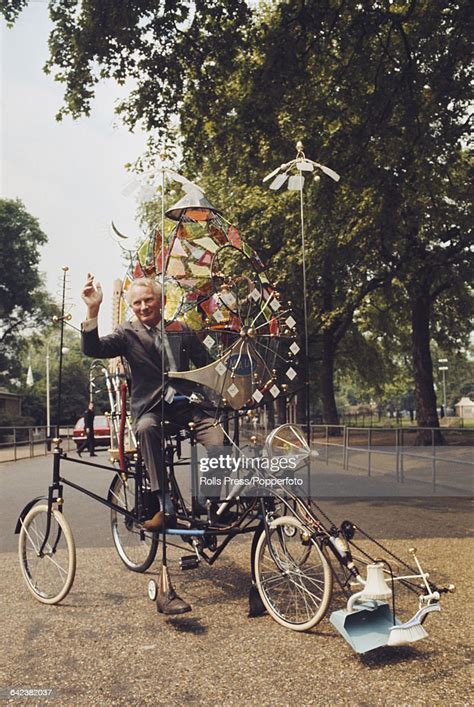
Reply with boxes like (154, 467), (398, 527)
(438, 358), (448, 414)
(46, 340), (50, 438)
(45, 338), (69, 439)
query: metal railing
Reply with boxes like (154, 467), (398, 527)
(0, 426), (77, 463)
(2, 422), (472, 495)
(310, 424), (473, 494)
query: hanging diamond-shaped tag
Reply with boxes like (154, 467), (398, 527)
(285, 315), (296, 329)
(290, 342), (300, 355)
(252, 389), (263, 403)
(227, 383), (239, 398)
(286, 367), (297, 380)
(250, 288), (261, 302)
(270, 298), (280, 312)
(215, 362), (227, 376)
(213, 310), (225, 323)
(270, 385), (280, 398)
(203, 335), (215, 350)
(220, 291), (236, 308)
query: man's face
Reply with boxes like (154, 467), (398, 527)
(130, 285), (163, 327)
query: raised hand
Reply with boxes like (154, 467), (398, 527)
(82, 273), (103, 318)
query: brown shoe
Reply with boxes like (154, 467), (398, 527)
(156, 588), (192, 615)
(143, 511), (176, 531)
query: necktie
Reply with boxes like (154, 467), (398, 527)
(150, 326), (163, 356)
(149, 326), (175, 404)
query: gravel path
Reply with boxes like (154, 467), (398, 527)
(1, 528), (471, 706)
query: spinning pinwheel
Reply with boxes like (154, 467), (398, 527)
(117, 169), (301, 412)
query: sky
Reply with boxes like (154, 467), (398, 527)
(1, 2), (150, 334)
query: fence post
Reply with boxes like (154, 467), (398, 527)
(367, 427), (372, 477)
(325, 425), (328, 464)
(29, 427), (33, 458)
(343, 427), (348, 470)
(13, 427), (17, 462)
(397, 428), (405, 484)
(432, 427), (437, 493)
(395, 427), (400, 482)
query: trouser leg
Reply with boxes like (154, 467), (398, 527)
(193, 414), (226, 503)
(77, 437), (88, 454)
(134, 412), (164, 493)
(162, 400), (226, 504)
(87, 431), (95, 455)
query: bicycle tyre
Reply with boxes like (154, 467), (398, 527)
(109, 473), (158, 572)
(254, 515), (333, 631)
(18, 504), (76, 605)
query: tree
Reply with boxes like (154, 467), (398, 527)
(1, 0), (251, 142)
(178, 0), (472, 433)
(20, 326), (110, 425)
(0, 199), (57, 384)
(4, 1), (471, 433)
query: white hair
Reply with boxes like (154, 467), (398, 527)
(125, 277), (163, 304)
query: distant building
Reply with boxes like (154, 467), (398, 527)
(455, 396), (474, 419)
(0, 388), (22, 417)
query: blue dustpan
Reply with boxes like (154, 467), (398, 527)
(330, 601), (401, 653)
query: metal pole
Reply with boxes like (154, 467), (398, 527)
(439, 360), (448, 414)
(55, 267), (68, 438)
(298, 162), (311, 443)
(46, 340), (50, 438)
(367, 427), (372, 477)
(160, 159), (168, 567)
(442, 369), (447, 412)
(262, 144), (340, 441)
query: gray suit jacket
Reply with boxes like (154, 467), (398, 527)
(81, 320), (210, 421)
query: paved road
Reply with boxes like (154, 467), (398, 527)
(1, 454), (472, 705)
(2, 452), (472, 553)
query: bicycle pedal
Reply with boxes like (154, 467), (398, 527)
(179, 555), (200, 570)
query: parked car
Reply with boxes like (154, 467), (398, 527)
(73, 414), (111, 449)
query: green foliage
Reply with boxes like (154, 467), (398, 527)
(0, 198), (58, 383)
(18, 326), (110, 426)
(135, 0), (472, 425)
(4, 0), (471, 426)
(1, 0), (252, 140)
(178, 0), (472, 425)
(0, 0), (28, 25)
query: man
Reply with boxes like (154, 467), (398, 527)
(81, 273), (224, 529)
(76, 401), (96, 457)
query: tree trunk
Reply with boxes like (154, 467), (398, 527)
(410, 291), (443, 444)
(320, 332), (340, 431)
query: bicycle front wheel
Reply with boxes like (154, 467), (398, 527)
(254, 515), (333, 631)
(18, 504), (76, 604)
(109, 474), (158, 572)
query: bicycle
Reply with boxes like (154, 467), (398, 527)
(15, 414), (454, 653)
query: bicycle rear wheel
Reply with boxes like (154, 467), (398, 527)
(109, 474), (158, 572)
(18, 504), (76, 604)
(254, 515), (332, 631)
